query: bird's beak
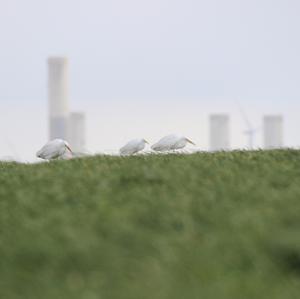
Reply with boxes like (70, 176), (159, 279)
(186, 138), (196, 146)
(66, 145), (73, 153)
(144, 140), (149, 144)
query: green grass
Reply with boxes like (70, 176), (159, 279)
(1, 150), (300, 299)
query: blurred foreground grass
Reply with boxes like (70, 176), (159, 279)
(0, 150), (300, 299)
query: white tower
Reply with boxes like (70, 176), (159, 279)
(263, 115), (283, 149)
(69, 112), (86, 152)
(209, 114), (230, 151)
(48, 57), (69, 140)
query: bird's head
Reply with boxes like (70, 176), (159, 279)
(185, 137), (196, 146)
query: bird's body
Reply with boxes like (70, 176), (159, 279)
(36, 139), (72, 160)
(151, 134), (195, 152)
(151, 134), (179, 152)
(120, 138), (148, 155)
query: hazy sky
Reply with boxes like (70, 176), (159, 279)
(1, 0), (300, 161)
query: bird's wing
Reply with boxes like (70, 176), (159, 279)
(120, 139), (140, 155)
(152, 135), (178, 151)
(120, 144), (132, 155)
(171, 138), (186, 149)
(37, 140), (64, 159)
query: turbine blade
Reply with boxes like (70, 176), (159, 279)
(236, 101), (253, 130)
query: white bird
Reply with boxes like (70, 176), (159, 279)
(36, 139), (73, 160)
(120, 138), (149, 155)
(151, 134), (196, 152)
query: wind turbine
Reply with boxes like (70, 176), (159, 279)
(237, 104), (259, 149)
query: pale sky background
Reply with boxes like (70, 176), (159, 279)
(0, 0), (300, 161)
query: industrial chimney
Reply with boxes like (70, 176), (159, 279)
(48, 57), (69, 140)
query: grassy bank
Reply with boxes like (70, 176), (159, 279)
(0, 150), (300, 299)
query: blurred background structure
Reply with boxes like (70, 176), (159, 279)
(238, 107), (259, 150)
(209, 114), (230, 151)
(0, 0), (299, 161)
(69, 112), (86, 152)
(263, 115), (284, 149)
(48, 57), (69, 140)
(48, 56), (86, 153)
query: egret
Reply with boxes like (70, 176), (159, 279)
(120, 138), (149, 155)
(151, 134), (196, 152)
(36, 139), (73, 160)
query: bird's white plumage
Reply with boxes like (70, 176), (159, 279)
(151, 135), (179, 151)
(120, 138), (148, 155)
(151, 134), (195, 152)
(36, 139), (72, 160)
